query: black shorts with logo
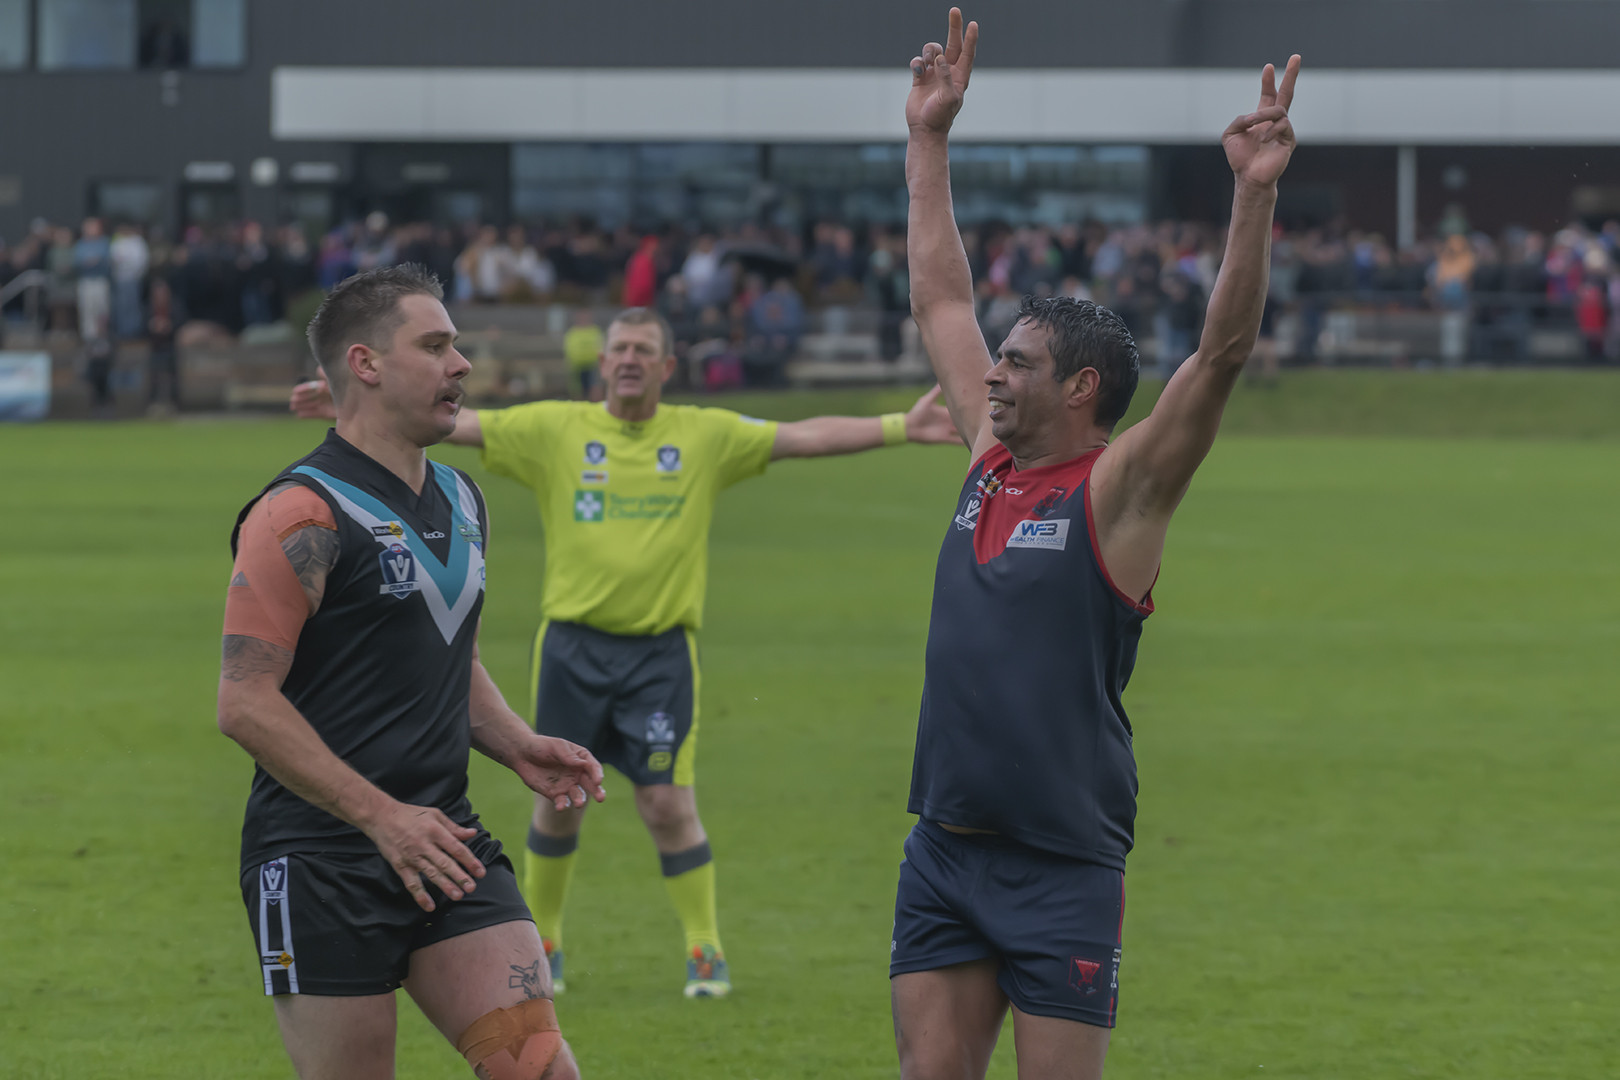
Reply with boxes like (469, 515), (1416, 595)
(890, 819), (1126, 1027)
(241, 829), (530, 996)
(532, 620), (697, 787)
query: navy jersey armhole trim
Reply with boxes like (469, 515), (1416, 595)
(1082, 478), (1156, 617)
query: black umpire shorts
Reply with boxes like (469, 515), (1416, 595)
(530, 619), (698, 787)
(241, 829), (531, 996)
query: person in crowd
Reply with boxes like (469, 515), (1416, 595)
(110, 222), (151, 339)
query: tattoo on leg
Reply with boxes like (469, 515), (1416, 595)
(508, 961), (543, 1000)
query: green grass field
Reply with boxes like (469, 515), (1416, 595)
(3, 371), (1618, 1078)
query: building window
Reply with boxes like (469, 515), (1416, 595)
(38, 0), (137, 71)
(90, 179), (165, 224)
(0, 0), (29, 69)
(37, 0), (244, 70)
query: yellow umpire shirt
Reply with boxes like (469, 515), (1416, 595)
(479, 401), (779, 637)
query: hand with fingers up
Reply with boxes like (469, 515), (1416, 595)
(365, 800), (488, 913)
(906, 7), (979, 137)
(1223, 55), (1302, 190)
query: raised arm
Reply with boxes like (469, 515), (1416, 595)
(1090, 56), (1301, 598)
(290, 377), (485, 447)
(770, 385), (962, 459)
(905, 8), (991, 449)
(217, 483), (487, 911)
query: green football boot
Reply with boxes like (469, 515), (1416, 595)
(682, 944), (730, 998)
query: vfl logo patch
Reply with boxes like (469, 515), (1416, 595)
(260, 860), (286, 898)
(378, 543), (421, 597)
(954, 495), (982, 532)
(1006, 518), (1070, 550)
(1069, 956), (1102, 995)
(584, 441), (607, 465)
(656, 445), (682, 473)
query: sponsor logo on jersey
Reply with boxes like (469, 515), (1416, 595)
(584, 440), (607, 465)
(605, 492), (686, 520)
(421, 530), (445, 539)
(1069, 956), (1102, 995)
(656, 444), (682, 473)
(1006, 518), (1070, 550)
(458, 521), (483, 543)
(954, 495), (982, 532)
(1033, 486), (1068, 517)
(370, 521), (405, 538)
(977, 472), (1003, 498)
(378, 543), (422, 596)
(740, 415), (766, 425)
(574, 490), (605, 523)
(581, 469), (609, 484)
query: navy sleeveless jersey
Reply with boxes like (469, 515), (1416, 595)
(908, 443), (1152, 868)
(231, 430), (489, 871)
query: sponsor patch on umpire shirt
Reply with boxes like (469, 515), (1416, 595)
(1005, 518), (1070, 550)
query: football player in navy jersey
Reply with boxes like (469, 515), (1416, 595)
(894, 9), (1300, 1078)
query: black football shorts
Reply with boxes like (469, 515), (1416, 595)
(241, 829), (531, 996)
(531, 620), (697, 787)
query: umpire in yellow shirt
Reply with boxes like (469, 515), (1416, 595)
(293, 305), (959, 998)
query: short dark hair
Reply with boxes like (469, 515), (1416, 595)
(306, 264), (444, 400)
(609, 307), (675, 358)
(1014, 295), (1139, 430)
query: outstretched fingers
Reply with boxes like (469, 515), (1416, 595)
(1258, 62), (1277, 109)
(946, 7), (963, 64)
(1277, 54), (1302, 110)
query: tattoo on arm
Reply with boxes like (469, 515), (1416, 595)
(221, 635), (294, 683)
(508, 961), (544, 1000)
(279, 525), (339, 613)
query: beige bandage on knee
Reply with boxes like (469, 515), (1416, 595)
(456, 998), (563, 1080)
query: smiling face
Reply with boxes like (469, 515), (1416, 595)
(370, 293), (470, 446)
(985, 318), (1099, 456)
(600, 319), (675, 411)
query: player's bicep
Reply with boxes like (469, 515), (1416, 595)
(914, 301), (994, 444)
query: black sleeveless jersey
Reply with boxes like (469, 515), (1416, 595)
(907, 443), (1152, 868)
(231, 431), (489, 871)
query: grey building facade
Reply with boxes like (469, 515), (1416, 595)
(4, 0), (1620, 241)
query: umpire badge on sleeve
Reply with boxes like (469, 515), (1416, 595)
(378, 543), (421, 598)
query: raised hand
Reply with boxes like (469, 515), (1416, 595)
(1222, 54), (1301, 189)
(289, 378), (337, 420)
(904, 384), (966, 446)
(513, 735), (606, 812)
(906, 7), (979, 137)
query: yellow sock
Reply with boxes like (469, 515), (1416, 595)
(524, 827), (579, 948)
(660, 841), (721, 954)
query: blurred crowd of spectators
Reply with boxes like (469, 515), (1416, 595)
(9, 210), (1620, 407)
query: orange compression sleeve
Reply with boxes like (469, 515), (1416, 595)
(222, 486), (337, 651)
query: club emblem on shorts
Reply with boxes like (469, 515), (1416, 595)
(954, 495), (981, 532)
(646, 711), (676, 744)
(656, 445), (682, 473)
(574, 490), (604, 522)
(378, 543), (421, 598)
(1069, 956), (1102, 995)
(584, 441), (607, 465)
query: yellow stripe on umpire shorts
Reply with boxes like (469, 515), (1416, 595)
(674, 628), (700, 787)
(528, 617), (551, 725)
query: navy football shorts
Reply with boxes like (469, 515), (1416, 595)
(241, 829), (531, 996)
(890, 819), (1126, 1027)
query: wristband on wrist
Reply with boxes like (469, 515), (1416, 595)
(880, 412), (909, 446)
